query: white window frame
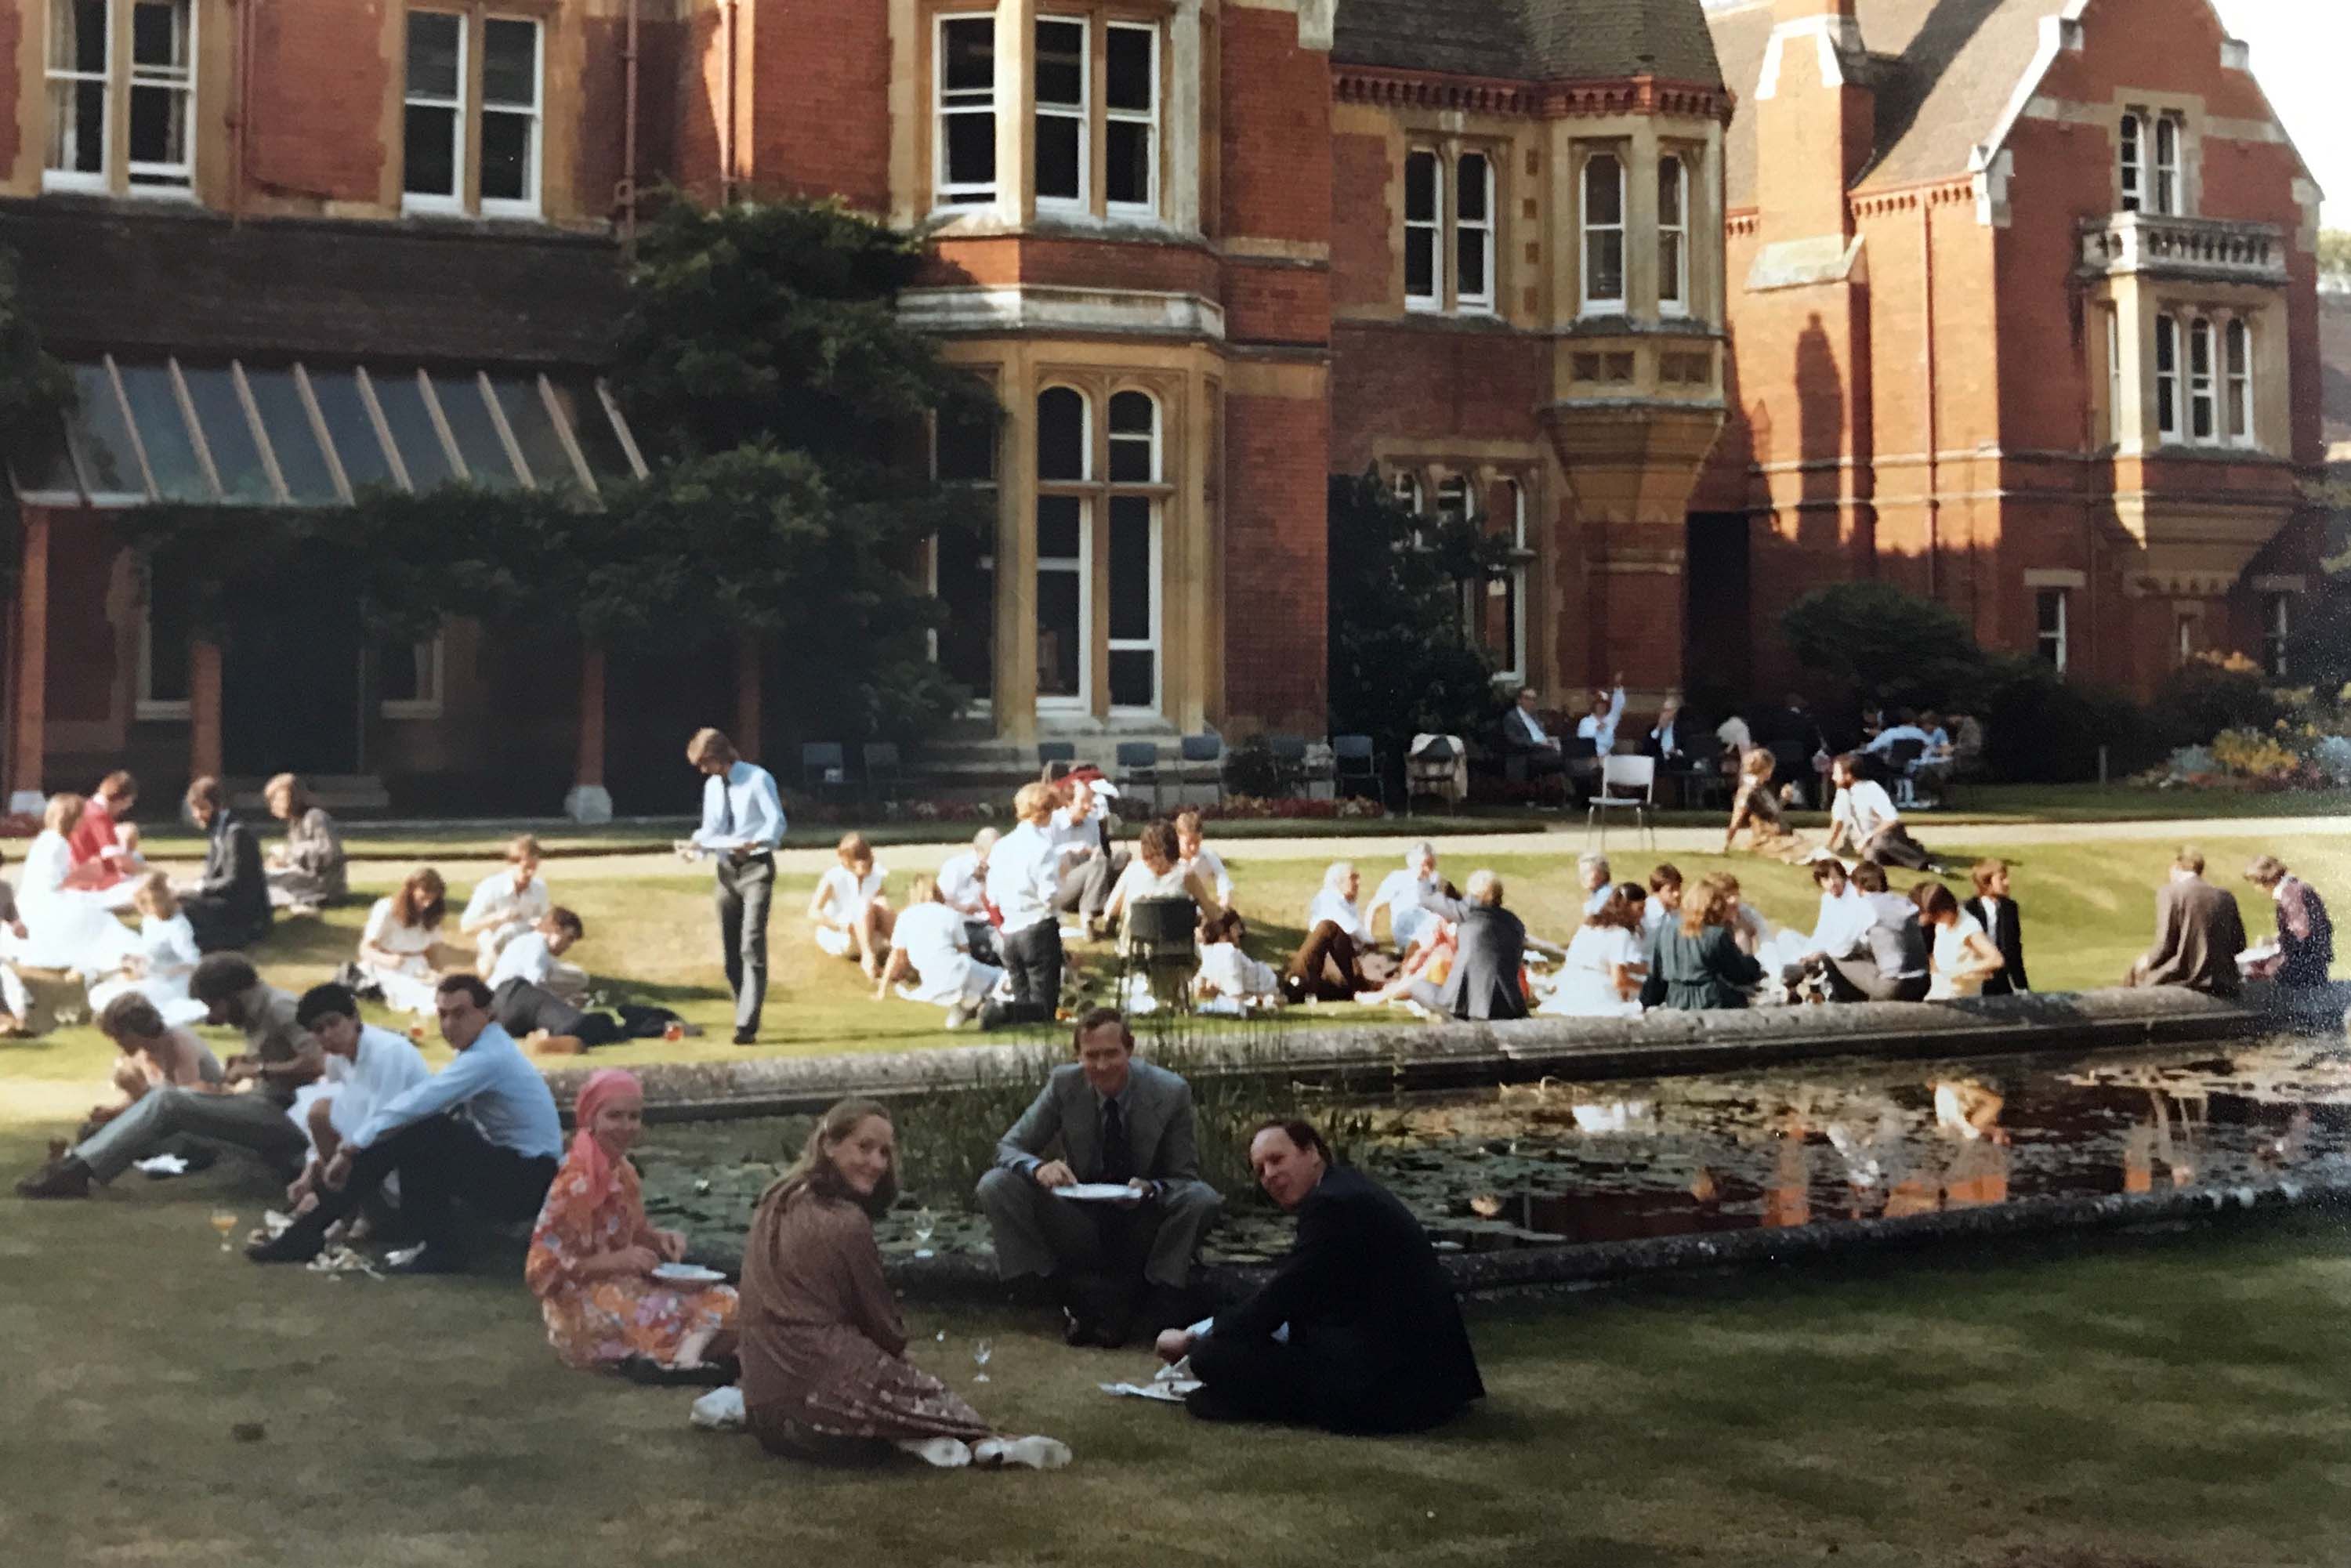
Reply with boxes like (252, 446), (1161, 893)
(134, 562), (191, 720)
(43, 0), (126, 195)
(1035, 385), (1092, 712)
(2187, 315), (2216, 444)
(1581, 150), (1627, 315)
(2105, 307), (2123, 444)
(933, 13), (997, 208)
(1454, 150), (1494, 313)
(2262, 592), (2290, 678)
(124, 0), (197, 194)
(2225, 317), (2254, 447)
(379, 632), (447, 720)
(1391, 469), (1422, 512)
(476, 14), (543, 219)
(2154, 314), (2180, 442)
(2118, 110), (2143, 213)
(2154, 113), (2183, 216)
(2035, 588), (2069, 675)
(1033, 15), (1089, 211)
(1103, 20), (1157, 216)
(1490, 477), (1529, 686)
(1104, 499), (1162, 716)
(1404, 148), (1442, 313)
(1658, 153), (1689, 317)
(402, 9), (468, 215)
(1100, 389), (1164, 715)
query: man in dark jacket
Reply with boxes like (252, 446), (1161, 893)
(179, 776), (270, 952)
(1160, 1120), (1483, 1433)
(1961, 858), (2029, 995)
(1407, 870), (1536, 1021)
(2243, 855), (2333, 987)
(2125, 847), (2248, 995)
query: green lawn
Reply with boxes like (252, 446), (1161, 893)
(2, 1111), (2344, 1568)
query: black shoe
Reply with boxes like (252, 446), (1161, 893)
(247, 1223), (325, 1264)
(1183, 1386), (1254, 1423)
(16, 1156), (92, 1200)
(614, 1353), (733, 1387)
(731, 1028), (759, 1046)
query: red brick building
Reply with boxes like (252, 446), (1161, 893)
(0, 0), (2324, 817)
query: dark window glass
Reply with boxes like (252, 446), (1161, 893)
(307, 369), (397, 491)
(243, 369), (339, 505)
(1107, 391), (1154, 483)
(491, 376), (581, 490)
(1035, 20), (1083, 106)
(934, 405), (998, 483)
(179, 365), (275, 504)
(371, 371), (456, 491)
(480, 114), (531, 204)
(482, 18), (538, 103)
(1037, 570), (1081, 697)
(1107, 121), (1149, 208)
(938, 524), (994, 700)
(432, 374), (520, 490)
(1405, 150), (1436, 223)
(1035, 116), (1081, 201)
(1458, 153), (1489, 222)
(1108, 495), (1153, 640)
(407, 11), (461, 96)
(115, 363), (210, 501)
(65, 364), (143, 496)
(943, 16), (993, 92)
(944, 114), (996, 197)
(404, 106), (458, 197)
(146, 572), (192, 703)
(1106, 26), (1152, 110)
(553, 380), (636, 483)
(1036, 494), (1083, 559)
(1108, 650), (1154, 710)
(1036, 386), (1085, 480)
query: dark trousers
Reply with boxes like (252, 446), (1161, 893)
(183, 893), (270, 953)
(1190, 1329), (1451, 1435)
(983, 921), (1063, 1027)
(1861, 827), (1935, 871)
(1824, 955), (1930, 1003)
(715, 853), (776, 1034)
(492, 977), (626, 1047)
(1055, 852), (1128, 919)
(1285, 922), (1365, 1002)
(294, 1113), (555, 1255)
(964, 920), (1002, 966)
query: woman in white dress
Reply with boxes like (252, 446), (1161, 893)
(872, 875), (1002, 1029)
(13, 795), (138, 976)
(1914, 882), (2003, 1000)
(357, 867), (463, 1015)
(86, 873), (207, 1027)
(808, 833), (894, 980)
(1541, 883), (1649, 1018)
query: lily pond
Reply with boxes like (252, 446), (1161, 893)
(632, 1034), (2351, 1268)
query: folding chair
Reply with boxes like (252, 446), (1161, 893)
(799, 741), (850, 806)
(1114, 740), (1165, 813)
(1886, 738), (1929, 808)
(1176, 733), (1225, 808)
(1121, 895), (1200, 1012)
(1266, 733), (1311, 795)
(1586, 754), (1657, 849)
(1331, 733), (1380, 805)
(1037, 741), (1078, 781)
(1404, 737), (1460, 816)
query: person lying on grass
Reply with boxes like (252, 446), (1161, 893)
(527, 1068), (737, 1381)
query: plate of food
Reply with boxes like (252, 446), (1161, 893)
(650, 1262), (726, 1285)
(1052, 1182), (1141, 1202)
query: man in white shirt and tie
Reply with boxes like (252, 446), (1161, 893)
(684, 727), (786, 1045)
(936, 826), (1001, 963)
(983, 783), (1081, 1030)
(249, 974), (563, 1273)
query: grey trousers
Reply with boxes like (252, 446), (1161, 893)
(715, 853), (776, 1033)
(1054, 852), (1128, 919)
(976, 1165), (1220, 1290)
(74, 1087), (308, 1184)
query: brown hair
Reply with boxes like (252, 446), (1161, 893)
(1648, 863), (1683, 893)
(1739, 748), (1774, 780)
(434, 972), (493, 1009)
(1970, 857), (2009, 895)
(1070, 1005), (1134, 1056)
(184, 776), (224, 813)
(835, 831), (873, 869)
(1173, 809), (1204, 839)
(97, 770), (137, 800)
(1590, 884), (1647, 934)
(506, 834), (543, 865)
(392, 867), (447, 929)
(132, 870), (179, 919)
(1914, 882), (1959, 924)
(99, 991), (167, 1045)
(1136, 819), (1179, 871)
(685, 728), (735, 767)
(548, 906), (585, 940)
(2244, 855), (2288, 888)
(1680, 872), (1741, 937)
(1849, 861), (1890, 893)
(1199, 908), (1247, 944)
(2175, 846), (2205, 875)
(764, 1098), (899, 1219)
(43, 793), (85, 835)
(1811, 858), (1848, 887)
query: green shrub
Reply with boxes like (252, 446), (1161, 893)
(1983, 662), (2168, 782)
(2154, 652), (2285, 747)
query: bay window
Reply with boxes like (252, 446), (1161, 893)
(935, 15), (998, 205)
(2154, 315), (2179, 442)
(1658, 154), (1688, 316)
(1034, 385), (1166, 714)
(1455, 152), (1494, 311)
(2225, 319), (2253, 446)
(1404, 150), (1442, 310)
(1581, 151), (1625, 313)
(1034, 17), (1088, 208)
(1400, 146), (1498, 314)
(45, 0), (194, 196)
(1104, 23), (1157, 212)
(2186, 317), (2215, 442)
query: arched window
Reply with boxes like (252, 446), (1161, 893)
(1036, 385), (1088, 480)
(1033, 384), (1166, 713)
(1107, 389), (1157, 482)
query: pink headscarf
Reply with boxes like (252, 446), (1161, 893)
(569, 1068), (643, 1202)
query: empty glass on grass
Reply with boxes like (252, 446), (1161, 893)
(972, 1337), (993, 1383)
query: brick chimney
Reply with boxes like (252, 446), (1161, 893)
(1751, 0), (1874, 241)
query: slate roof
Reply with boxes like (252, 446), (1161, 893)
(1708, 0), (2072, 208)
(1334, 0), (1724, 86)
(0, 200), (626, 368)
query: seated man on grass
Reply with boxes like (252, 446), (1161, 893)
(1157, 1119), (1483, 1434)
(79, 993), (224, 1137)
(283, 983), (431, 1232)
(976, 1008), (1221, 1349)
(17, 954), (319, 1198)
(249, 973), (562, 1273)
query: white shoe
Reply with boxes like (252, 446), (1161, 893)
(944, 1003), (970, 1031)
(898, 1436), (973, 1468)
(973, 1435), (1073, 1470)
(689, 1385), (746, 1431)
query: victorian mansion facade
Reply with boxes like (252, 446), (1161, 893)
(0, 0), (2324, 812)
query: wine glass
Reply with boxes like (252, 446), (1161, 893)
(209, 1211), (238, 1252)
(913, 1207), (936, 1259)
(971, 1337), (993, 1384)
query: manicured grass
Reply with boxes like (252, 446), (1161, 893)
(2, 1107), (2345, 1568)
(1927, 783), (2351, 823)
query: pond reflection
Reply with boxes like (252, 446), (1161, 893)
(1382, 1037), (2349, 1250)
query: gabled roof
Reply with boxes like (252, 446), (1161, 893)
(1335, 0), (1723, 87)
(1708, 0), (2073, 208)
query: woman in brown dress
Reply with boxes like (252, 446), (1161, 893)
(737, 1099), (1071, 1470)
(1722, 748), (1813, 863)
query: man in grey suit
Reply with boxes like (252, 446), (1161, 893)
(1406, 870), (1541, 1020)
(2126, 846), (2248, 996)
(976, 1008), (1221, 1348)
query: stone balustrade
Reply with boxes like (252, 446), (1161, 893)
(2078, 211), (2288, 284)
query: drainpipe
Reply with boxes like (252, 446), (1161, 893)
(621, 0), (639, 260)
(230, 0), (254, 226)
(722, 0), (740, 204)
(1919, 196), (1940, 603)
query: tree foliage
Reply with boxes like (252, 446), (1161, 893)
(0, 244), (75, 597)
(2319, 229), (2351, 295)
(1326, 470), (1508, 769)
(1779, 581), (1995, 711)
(121, 197), (997, 743)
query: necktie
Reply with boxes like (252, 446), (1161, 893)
(713, 771), (734, 840)
(1100, 1098), (1133, 1185)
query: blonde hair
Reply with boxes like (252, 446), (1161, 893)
(835, 831), (873, 869)
(1013, 782), (1056, 820)
(685, 728), (735, 767)
(506, 834), (543, 865)
(44, 793), (85, 835)
(1680, 872), (1742, 938)
(132, 871), (179, 920)
(907, 873), (942, 905)
(263, 773), (310, 813)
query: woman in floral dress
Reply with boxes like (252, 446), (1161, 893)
(526, 1069), (736, 1372)
(736, 1098), (1070, 1470)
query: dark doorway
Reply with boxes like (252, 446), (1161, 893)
(223, 547), (365, 776)
(605, 639), (739, 814)
(1685, 512), (1753, 703)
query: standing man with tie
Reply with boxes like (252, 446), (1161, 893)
(685, 729), (785, 1045)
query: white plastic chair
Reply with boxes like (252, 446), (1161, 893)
(1585, 754), (1656, 849)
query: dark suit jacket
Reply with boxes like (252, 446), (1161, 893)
(1219, 1165), (1484, 1431)
(1639, 719), (1696, 767)
(2130, 877), (2247, 995)
(195, 811), (270, 933)
(1961, 896), (2029, 994)
(1437, 904), (1527, 1020)
(1500, 706), (1556, 755)
(2264, 878), (2335, 987)
(992, 1059), (1203, 1187)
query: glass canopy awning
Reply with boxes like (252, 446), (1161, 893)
(9, 357), (648, 509)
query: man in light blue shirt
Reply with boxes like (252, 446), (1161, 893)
(248, 974), (562, 1273)
(686, 726), (785, 1044)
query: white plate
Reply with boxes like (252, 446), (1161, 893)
(650, 1262), (725, 1284)
(1052, 1183), (1140, 1202)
